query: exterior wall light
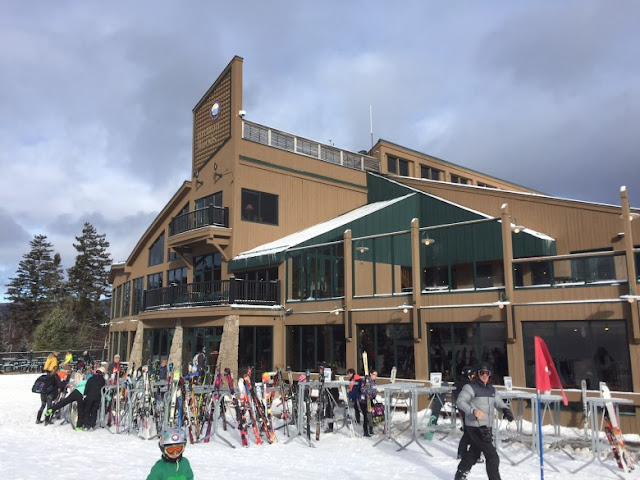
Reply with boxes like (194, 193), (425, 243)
(421, 237), (436, 246)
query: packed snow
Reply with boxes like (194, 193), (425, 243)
(1, 373), (637, 479)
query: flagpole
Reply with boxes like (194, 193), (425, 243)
(537, 389), (544, 480)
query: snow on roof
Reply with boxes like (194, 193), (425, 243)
(232, 194), (415, 261)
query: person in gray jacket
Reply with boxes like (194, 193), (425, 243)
(454, 362), (514, 480)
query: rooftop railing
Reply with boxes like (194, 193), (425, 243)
(242, 120), (380, 173)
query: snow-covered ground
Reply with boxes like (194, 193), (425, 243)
(0, 373), (637, 479)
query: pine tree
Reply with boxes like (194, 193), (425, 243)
(4, 234), (65, 347)
(66, 223), (112, 335)
(33, 305), (78, 351)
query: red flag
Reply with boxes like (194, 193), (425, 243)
(534, 336), (568, 405)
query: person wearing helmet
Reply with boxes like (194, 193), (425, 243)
(454, 366), (477, 460)
(146, 427), (194, 480)
(454, 362), (514, 480)
(82, 366), (106, 429)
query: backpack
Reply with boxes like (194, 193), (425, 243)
(32, 374), (49, 394)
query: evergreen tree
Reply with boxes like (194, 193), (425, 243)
(5, 234), (64, 346)
(33, 305), (78, 351)
(66, 223), (111, 334)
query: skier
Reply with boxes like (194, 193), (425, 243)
(107, 354), (121, 376)
(61, 350), (73, 371)
(146, 427), (194, 480)
(360, 370), (377, 437)
(82, 366), (106, 429)
(454, 362), (514, 480)
(454, 366), (476, 460)
(36, 365), (62, 424)
(346, 368), (362, 424)
(192, 347), (205, 383)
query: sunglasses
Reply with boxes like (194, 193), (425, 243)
(478, 369), (491, 377)
(163, 445), (185, 456)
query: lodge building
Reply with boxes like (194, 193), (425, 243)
(108, 56), (640, 431)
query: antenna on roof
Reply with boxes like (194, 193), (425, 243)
(369, 105), (374, 149)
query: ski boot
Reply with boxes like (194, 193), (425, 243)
(454, 470), (469, 480)
(44, 409), (54, 425)
(423, 415), (437, 441)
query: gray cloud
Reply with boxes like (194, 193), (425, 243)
(1, 1), (639, 302)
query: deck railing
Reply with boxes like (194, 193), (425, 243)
(168, 205), (229, 237)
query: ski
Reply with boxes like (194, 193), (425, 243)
(244, 369), (275, 443)
(600, 383), (634, 472)
(315, 362), (326, 440)
(226, 368), (248, 447)
(581, 379), (589, 437)
(362, 351), (373, 430)
(238, 376), (261, 445)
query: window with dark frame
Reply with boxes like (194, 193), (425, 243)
(148, 232), (165, 266)
(421, 165), (441, 181)
(241, 188), (278, 225)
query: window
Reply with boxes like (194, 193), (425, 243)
(570, 249), (615, 283)
(477, 182), (495, 188)
(238, 326), (273, 380)
(387, 155), (410, 176)
(358, 324), (415, 378)
(286, 325), (346, 373)
(241, 189), (278, 225)
(148, 232), (165, 266)
(421, 165), (441, 181)
(147, 272), (163, 290)
(168, 266), (188, 285)
(476, 263), (494, 289)
(132, 277), (144, 314)
(194, 253), (222, 283)
(122, 281), (130, 316)
(428, 323), (508, 384)
(451, 174), (470, 185)
(522, 321), (632, 393)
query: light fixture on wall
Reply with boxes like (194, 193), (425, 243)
(398, 303), (411, 313)
(619, 212), (640, 221)
(421, 236), (436, 246)
(213, 162), (223, 181)
(496, 291), (511, 309)
(329, 306), (344, 315)
(355, 241), (369, 254)
(511, 219), (525, 233)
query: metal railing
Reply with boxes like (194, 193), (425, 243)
(168, 205), (229, 237)
(242, 120), (380, 173)
(143, 278), (281, 310)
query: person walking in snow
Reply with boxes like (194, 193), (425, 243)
(454, 365), (477, 460)
(147, 427), (194, 480)
(454, 362), (514, 480)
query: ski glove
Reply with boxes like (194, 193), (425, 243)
(502, 408), (514, 422)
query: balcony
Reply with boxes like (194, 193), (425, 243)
(143, 278), (281, 311)
(169, 205), (229, 237)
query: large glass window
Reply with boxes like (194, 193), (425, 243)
(168, 266), (188, 285)
(235, 268), (278, 282)
(288, 243), (344, 301)
(570, 249), (615, 283)
(148, 232), (165, 266)
(241, 189), (278, 225)
(147, 272), (163, 290)
(132, 277), (144, 314)
(142, 328), (174, 371)
(286, 325), (346, 374)
(357, 323), (415, 378)
(427, 323), (508, 384)
(450, 174), (470, 185)
(238, 326), (273, 381)
(194, 253), (221, 283)
(522, 321), (632, 392)
(122, 281), (130, 316)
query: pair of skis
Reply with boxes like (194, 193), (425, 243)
(599, 383), (634, 473)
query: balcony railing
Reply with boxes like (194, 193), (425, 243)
(242, 120), (380, 173)
(168, 205), (229, 237)
(143, 278), (281, 310)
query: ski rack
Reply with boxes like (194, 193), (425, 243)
(324, 379), (358, 437)
(193, 384), (235, 448)
(284, 380), (318, 447)
(372, 382), (423, 450)
(571, 395), (633, 477)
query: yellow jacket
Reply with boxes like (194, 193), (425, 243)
(62, 352), (73, 365)
(44, 354), (58, 372)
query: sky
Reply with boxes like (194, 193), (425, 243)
(2, 372), (636, 479)
(1, 1), (639, 301)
